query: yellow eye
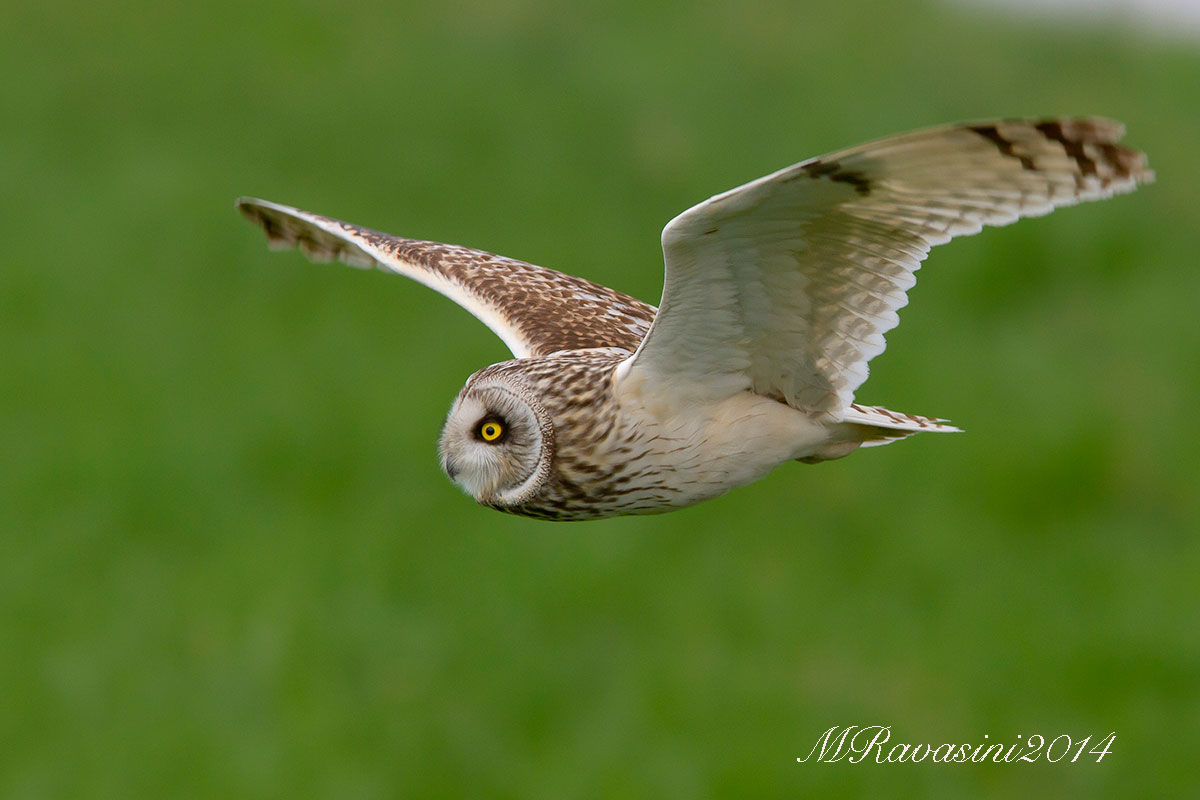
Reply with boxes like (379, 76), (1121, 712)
(479, 420), (504, 442)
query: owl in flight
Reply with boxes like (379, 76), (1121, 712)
(239, 118), (1151, 520)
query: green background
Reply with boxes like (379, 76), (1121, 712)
(3, 0), (1197, 796)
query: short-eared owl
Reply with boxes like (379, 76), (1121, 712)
(239, 118), (1151, 520)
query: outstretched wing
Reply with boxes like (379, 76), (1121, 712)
(237, 198), (656, 358)
(615, 118), (1153, 418)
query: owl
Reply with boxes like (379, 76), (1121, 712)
(239, 118), (1151, 520)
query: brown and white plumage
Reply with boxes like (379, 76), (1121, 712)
(619, 117), (1149, 419)
(238, 198), (655, 357)
(238, 117), (1152, 520)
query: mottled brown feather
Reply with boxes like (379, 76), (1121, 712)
(237, 199), (656, 358)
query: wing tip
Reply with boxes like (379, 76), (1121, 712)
(1024, 116), (1153, 186)
(235, 196), (292, 243)
(236, 197), (378, 269)
(235, 196), (283, 222)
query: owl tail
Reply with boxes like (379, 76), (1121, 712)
(842, 403), (961, 442)
(796, 403), (960, 463)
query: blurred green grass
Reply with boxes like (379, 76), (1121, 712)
(2, 0), (1198, 797)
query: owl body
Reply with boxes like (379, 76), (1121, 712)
(441, 351), (879, 520)
(239, 117), (1151, 520)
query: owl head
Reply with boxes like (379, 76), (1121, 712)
(438, 373), (555, 509)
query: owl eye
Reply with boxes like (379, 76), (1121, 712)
(477, 418), (506, 443)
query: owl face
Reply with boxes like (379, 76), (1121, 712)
(438, 376), (555, 509)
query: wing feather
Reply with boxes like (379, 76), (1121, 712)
(616, 117), (1152, 417)
(237, 198), (656, 358)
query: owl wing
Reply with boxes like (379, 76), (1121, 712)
(237, 198), (656, 358)
(615, 118), (1153, 418)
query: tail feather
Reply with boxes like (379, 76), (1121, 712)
(844, 403), (961, 440)
(797, 403), (960, 463)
